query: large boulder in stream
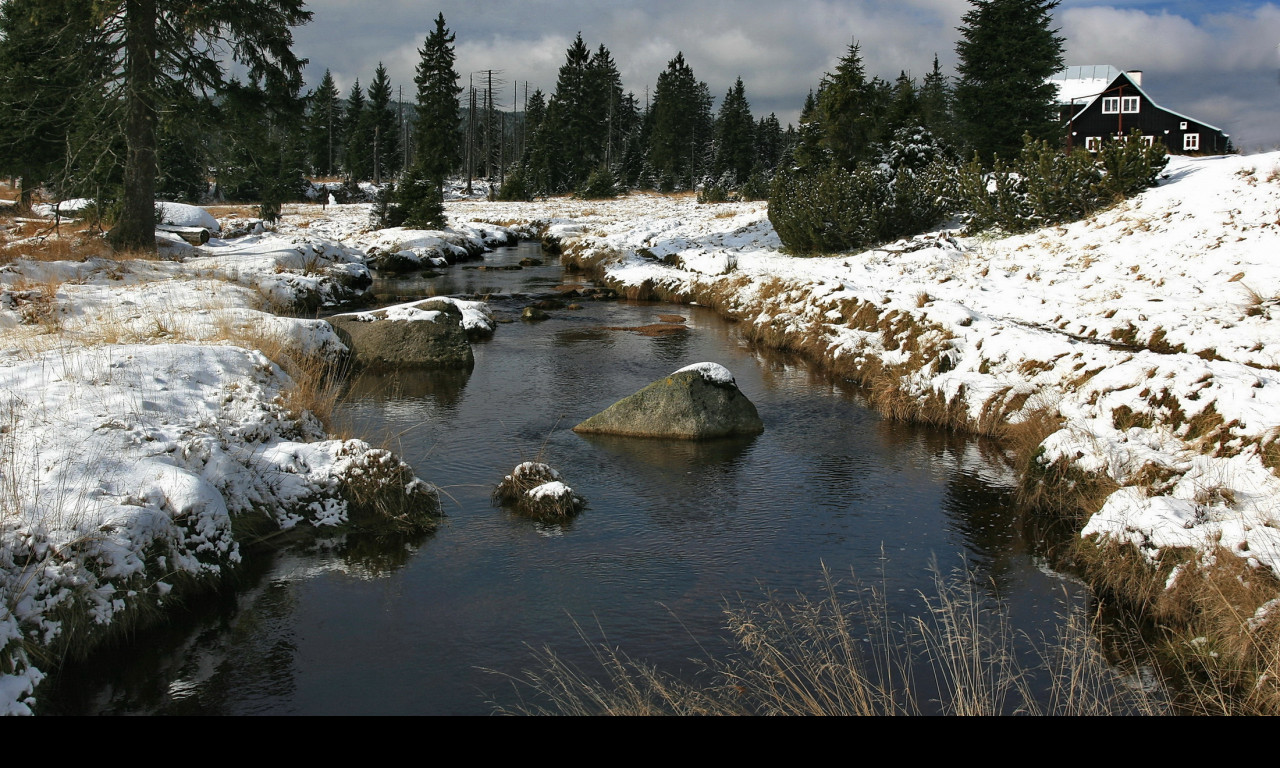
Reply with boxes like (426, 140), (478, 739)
(327, 299), (475, 371)
(573, 363), (763, 440)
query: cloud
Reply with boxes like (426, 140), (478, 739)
(290, 0), (1280, 148)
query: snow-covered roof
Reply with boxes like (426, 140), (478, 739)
(1048, 65), (1123, 105)
(1050, 65), (1228, 135)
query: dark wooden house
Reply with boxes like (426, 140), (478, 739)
(1049, 65), (1232, 155)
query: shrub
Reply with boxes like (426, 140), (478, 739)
(496, 166), (533, 201)
(1095, 131), (1169, 200)
(577, 166), (619, 200)
(739, 168), (771, 202)
(768, 127), (954, 254)
(958, 132), (1169, 235)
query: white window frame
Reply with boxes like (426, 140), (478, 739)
(1101, 97), (1120, 114)
(1121, 96), (1140, 113)
(1184, 133), (1200, 151)
(1141, 135), (1155, 147)
(1084, 136), (1102, 152)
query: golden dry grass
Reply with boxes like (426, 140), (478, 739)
(496, 565), (1170, 716)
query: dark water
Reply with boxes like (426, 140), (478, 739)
(43, 242), (1087, 715)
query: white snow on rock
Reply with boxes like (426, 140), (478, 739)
(348, 296), (494, 335)
(675, 362), (737, 386)
(157, 202), (220, 232)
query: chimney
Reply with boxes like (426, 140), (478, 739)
(1126, 70), (1143, 86)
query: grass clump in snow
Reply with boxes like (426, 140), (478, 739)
(493, 462), (585, 519)
(1074, 539), (1280, 715)
(334, 443), (442, 534)
(497, 565), (1168, 716)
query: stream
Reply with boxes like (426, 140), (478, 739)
(42, 241), (1093, 714)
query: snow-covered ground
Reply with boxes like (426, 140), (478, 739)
(0, 219), (484, 714)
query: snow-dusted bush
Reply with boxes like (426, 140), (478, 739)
(768, 126), (954, 253)
(577, 166), (619, 200)
(958, 132), (1169, 234)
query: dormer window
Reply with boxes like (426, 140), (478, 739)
(1121, 96), (1140, 113)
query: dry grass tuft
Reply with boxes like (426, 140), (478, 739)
(211, 315), (348, 429)
(1017, 452), (1120, 522)
(495, 565), (1169, 716)
(1074, 539), (1280, 714)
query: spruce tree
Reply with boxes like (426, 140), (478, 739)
(649, 53), (707, 188)
(412, 13), (462, 190)
(919, 54), (955, 147)
(549, 33), (593, 187)
(0, 0), (105, 210)
(344, 79), (371, 182)
(365, 63), (400, 184)
(395, 13), (460, 228)
(816, 41), (883, 171)
(754, 113), (783, 173)
(954, 0), (1065, 162)
(87, 0), (310, 250)
(712, 78), (755, 186)
(306, 69), (343, 178)
(790, 90), (825, 172)
(587, 44), (625, 173)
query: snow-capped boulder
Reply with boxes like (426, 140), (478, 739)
(573, 362), (764, 440)
(157, 202), (220, 233)
(328, 298), (474, 371)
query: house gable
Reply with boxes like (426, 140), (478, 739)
(1054, 69), (1231, 155)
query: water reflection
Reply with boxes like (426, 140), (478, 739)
(343, 366), (472, 410)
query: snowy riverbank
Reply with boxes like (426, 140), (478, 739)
(0, 222), (463, 714)
(455, 154), (1280, 616)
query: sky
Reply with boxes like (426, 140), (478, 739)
(290, 0), (1280, 152)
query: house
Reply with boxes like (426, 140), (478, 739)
(1048, 65), (1232, 154)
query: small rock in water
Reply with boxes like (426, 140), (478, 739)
(493, 462), (585, 517)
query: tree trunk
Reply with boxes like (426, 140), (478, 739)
(109, 0), (158, 252)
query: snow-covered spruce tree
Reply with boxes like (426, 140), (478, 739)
(954, 0), (1065, 163)
(57, 0), (313, 251)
